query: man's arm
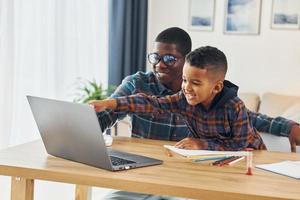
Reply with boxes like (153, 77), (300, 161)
(248, 111), (300, 152)
(248, 111), (293, 136)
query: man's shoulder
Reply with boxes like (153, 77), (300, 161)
(124, 71), (156, 82)
(122, 71), (162, 94)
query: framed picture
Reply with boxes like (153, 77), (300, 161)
(224, 0), (262, 35)
(271, 0), (300, 29)
(188, 0), (215, 31)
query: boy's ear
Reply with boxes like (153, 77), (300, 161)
(213, 80), (224, 94)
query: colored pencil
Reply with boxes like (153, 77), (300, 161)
(227, 156), (245, 165)
(193, 156), (229, 162)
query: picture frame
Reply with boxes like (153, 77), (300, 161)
(224, 0), (262, 35)
(188, 0), (215, 31)
(271, 0), (300, 30)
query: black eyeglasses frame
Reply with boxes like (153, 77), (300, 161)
(147, 53), (179, 67)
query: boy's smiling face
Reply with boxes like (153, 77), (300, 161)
(181, 63), (223, 108)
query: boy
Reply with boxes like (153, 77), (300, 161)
(97, 27), (299, 151)
(91, 46), (266, 150)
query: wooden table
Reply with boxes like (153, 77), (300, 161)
(0, 137), (300, 200)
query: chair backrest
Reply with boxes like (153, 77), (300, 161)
(259, 92), (300, 118)
(240, 92), (300, 153)
(238, 92), (260, 112)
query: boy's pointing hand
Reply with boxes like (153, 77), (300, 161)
(88, 99), (117, 112)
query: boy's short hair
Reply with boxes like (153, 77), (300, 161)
(155, 27), (192, 57)
(185, 46), (227, 79)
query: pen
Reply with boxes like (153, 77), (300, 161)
(227, 156), (245, 165)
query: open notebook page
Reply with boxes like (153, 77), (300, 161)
(256, 161), (300, 179)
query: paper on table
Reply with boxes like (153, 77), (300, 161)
(256, 161), (300, 179)
(163, 145), (249, 158)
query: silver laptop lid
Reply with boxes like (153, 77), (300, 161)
(27, 95), (113, 170)
(27, 96), (163, 171)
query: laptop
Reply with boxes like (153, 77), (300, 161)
(27, 95), (163, 171)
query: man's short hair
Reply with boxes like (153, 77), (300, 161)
(155, 27), (192, 57)
(185, 46), (228, 78)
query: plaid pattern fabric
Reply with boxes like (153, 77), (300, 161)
(97, 71), (191, 141)
(97, 71), (293, 142)
(116, 92), (266, 150)
(248, 111), (296, 137)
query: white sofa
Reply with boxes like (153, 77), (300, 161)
(239, 92), (300, 152)
(113, 92), (300, 153)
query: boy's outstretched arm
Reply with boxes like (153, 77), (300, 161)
(91, 92), (185, 115)
(89, 99), (117, 112)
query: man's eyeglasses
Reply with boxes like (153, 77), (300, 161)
(147, 53), (178, 66)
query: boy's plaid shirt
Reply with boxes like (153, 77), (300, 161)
(97, 71), (294, 142)
(115, 91), (268, 150)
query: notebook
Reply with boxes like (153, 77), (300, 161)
(163, 145), (249, 158)
(27, 95), (163, 171)
(256, 161), (300, 179)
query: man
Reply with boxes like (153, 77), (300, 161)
(98, 27), (300, 151)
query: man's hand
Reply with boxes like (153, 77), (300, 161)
(174, 137), (207, 150)
(289, 124), (300, 152)
(88, 99), (117, 112)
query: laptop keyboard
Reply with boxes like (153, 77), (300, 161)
(110, 156), (136, 166)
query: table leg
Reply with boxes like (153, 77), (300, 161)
(11, 177), (34, 200)
(75, 185), (91, 200)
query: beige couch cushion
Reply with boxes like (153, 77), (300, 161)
(259, 93), (300, 117)
(238, 92), (260, 112)
(281, 103), (300, 124)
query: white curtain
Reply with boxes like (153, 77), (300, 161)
(0, 0), (108, 149)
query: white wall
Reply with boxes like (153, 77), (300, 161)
(0, 0), (110, 199)
(147, 0), (300, 96)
